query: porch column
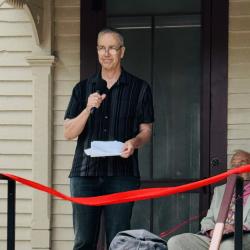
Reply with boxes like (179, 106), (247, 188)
(26, 55), (55, 250)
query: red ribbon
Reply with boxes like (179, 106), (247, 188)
(1, 164), (250, 206)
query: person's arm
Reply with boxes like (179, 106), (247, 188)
(121, 123), (152, 158)
(200, 187), (220, 234)
(243, 195), (250, 231)
(64, 108), (91, 140)
(64, 92), (106, 140)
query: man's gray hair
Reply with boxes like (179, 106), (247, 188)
(97, 27), (124, 46)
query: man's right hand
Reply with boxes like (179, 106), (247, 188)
(86, 92), (106, 111)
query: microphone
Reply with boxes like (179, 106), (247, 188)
(90, 77), (107, 114)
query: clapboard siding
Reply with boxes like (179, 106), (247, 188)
(0, 111), (32, 125)
(52, 227), (74, 240)
(0, 169), (32, 178)
(229, 48), (250, 64)
(0, 37), (33, 52)
(54, 80), (77, 95)
(55, 37), (80, 51)
(229, 78), (250, 92)
(0, 81), (32, 95)
(54, 155), (75, 170)
(52, 170), (71, 185)
(55, 0), (80, 7)
(0, 155), (31, 169)
(0, 242), (30, 250)
(0, 8), (30, 21)
(52, 241), (73, 250)
(54, 111), (66, 125)
(230, 1), (250, 16)
(0, 199), (32, 213)
(229, 63), (250, 78)
(54, 95), (70, 111)
(230, 16), (250, 31)
(54, 125), (64, 140)
(0, 228), (30, 240)
(228, 93), (250, 108)
(0, 96), (32, 110)
(0, 184), (32, 199)
(55, 7), (80, 21)
(0, 3), (32, 250)
(228, 0), (250, 160)
(228, 109), (250, 124)
(56, 52), (80, 66)
(0, 22), (33, 36)
(229, 32), (250, 47)
(54, 66), (80, 81)
(53, 184), (71, 195)
(0, 67), (32, 81)
(228, 124), (250, 139)
(55, 21), (80, 36)
(53, 214), (73, 229)
(228, 139), (250, 153)
(0, 214), (31, 227)
(0, 125), (31, 139)
(54, 141), (76, 156)
(52, 0), (80, 247)
(53, 200), (72, 214)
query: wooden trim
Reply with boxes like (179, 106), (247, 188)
(200, 0), (229, 217)
(200, 0), (212, 215)
(209, 0), (229, 177)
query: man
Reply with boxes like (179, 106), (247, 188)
(64, 28), (154, 250)
(167, 150), (250, 250)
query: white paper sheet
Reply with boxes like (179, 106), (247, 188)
(84, 140), (124, 157)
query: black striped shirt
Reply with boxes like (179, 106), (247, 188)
(65, 69), (154, 177)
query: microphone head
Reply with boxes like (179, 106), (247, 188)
(95, 78), (107, 94)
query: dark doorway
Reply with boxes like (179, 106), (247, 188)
(80, 0), (228, 241)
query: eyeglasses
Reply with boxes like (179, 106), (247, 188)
(231, 161), (248, 168)
(97, 45), (122, 55)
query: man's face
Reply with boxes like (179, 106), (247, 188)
(97, 33), (125, 71)
(231, 154), (250, 180)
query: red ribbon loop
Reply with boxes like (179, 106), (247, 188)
(2, 164), (250, 206)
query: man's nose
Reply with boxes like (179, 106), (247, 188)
(104, 48), (110, 55)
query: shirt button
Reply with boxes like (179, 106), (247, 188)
(104, 129), (107, 132)
(104, 115), (108, 119)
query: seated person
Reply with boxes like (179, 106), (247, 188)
(167, 150), (250, 250)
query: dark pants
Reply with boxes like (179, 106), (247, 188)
(70, 176), (140, 250)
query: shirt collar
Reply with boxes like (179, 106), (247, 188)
(91, 67), (128, 85)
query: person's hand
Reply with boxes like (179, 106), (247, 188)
(121, 139), (135, 158)
(86, 92), (106, 112)
(223, 224), (234, 234)
(208, 229), (214, 238)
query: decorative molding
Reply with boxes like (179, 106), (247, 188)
(6, 0), (44, 45)
(26, 55), (55, 66)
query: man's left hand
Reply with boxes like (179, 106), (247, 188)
(121, 139), (135, 158)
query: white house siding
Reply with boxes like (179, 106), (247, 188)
(228, 0), (250, 161)
(52, 0), (80, 249)
(0, 2), (33, 250)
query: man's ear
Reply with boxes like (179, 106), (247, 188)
(121, 46), (126, 59)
